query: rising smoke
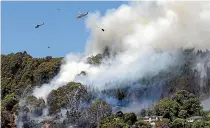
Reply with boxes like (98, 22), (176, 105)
(202, 97), (210, 111)
(32, 1), (210, 102)
(15, 1), (210, 127)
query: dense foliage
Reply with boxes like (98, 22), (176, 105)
(87, 54), (103, 65)
(100, 90), (210, 128)
(1, 52), (62, 128)
(47, 82), (88, 114)
(99, 111), (151, 128)
(1, 49), (210, 128)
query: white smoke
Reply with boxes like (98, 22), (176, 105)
(32, 54), (91, 99)
(119, 100), (153, 114)
(32, 1), (210, 102)
(193, 54), (210, 87)
(202, 97), (210, 111)
(74, 51), (180, 91)
(85, 1), (210, 55)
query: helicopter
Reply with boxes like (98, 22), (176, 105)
(77, 11), (88, 19)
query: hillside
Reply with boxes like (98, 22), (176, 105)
(1, 49), (210, 128)
(1, 51), (63, 127)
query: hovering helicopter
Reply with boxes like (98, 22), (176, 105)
(35, 23), (44, 28)
(77, 11), (105, 32)
(77, 11), (88, 19)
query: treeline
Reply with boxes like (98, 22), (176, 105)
(12, 83), (210, 128)
(99, 48), (210, 104)
(1, 48), (210, 128)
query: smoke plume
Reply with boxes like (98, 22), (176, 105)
(13, 1), (210, 127)
(202, 97), (210, 111)
(32, 1), (210, 109)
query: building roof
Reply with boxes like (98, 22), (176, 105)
(187, 116), (203, 120)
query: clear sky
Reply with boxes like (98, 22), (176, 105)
(1, 1), (126, 58)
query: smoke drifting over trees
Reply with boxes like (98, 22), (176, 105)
(1, 1), (210, 128)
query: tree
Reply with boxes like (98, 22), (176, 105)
(99, 116), (129, 128)
(170, 118), (185, 128)
(123, 113), (137, 125)
(47, 82), (88, 114)
(172, 90), (190, 104)
(1, 109), (13, 128)
(191, 121), (210, 128)
(182, 98), (203, 116)
(154, 98), (180, 120)
(116, 89), (126, 101)
(87, 99), (112, 127)
(147, 108), (155, 116)
(134, 120), (151, 128)
(207, 111), (210, 122)
(178, 110), (188, 119)
(2, 93), (18, 111)
(87, 54), (103, 65)
(140, 109), (147, 117)
(26, 95), (45, 117)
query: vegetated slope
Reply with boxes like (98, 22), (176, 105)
(97, 48), (210, 108)
(99, 90), (210, 128)
(1, 51), (63, 128)
(1, 49), (210, 128)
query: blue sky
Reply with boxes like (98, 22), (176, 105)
(1, 1), (127, 58)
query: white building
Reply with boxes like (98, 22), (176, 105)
(139, 116), (163, 128)
(186, 116), (203, 123)
(140, 116), (163, 123)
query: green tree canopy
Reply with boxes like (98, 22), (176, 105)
(154, 98), (180, 120)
